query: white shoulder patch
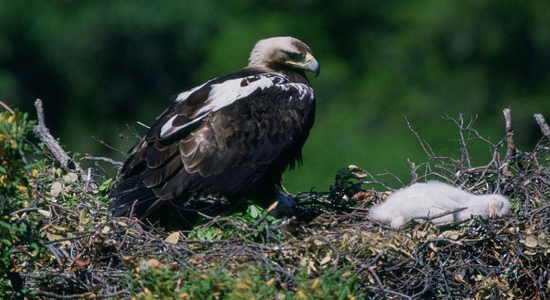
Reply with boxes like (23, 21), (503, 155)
(160, 73), (314, 139)
(174, 82), (208, 103)
(160, 115), (203, 139)
(194, 75), (278, 117)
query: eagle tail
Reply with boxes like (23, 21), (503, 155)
(109, 175), (159, 219)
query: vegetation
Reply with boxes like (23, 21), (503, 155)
(1, 2), (549, 297)
(0, 109), (41, 299)
(126, 263), (363, 300)
(1, 103), (548, 299)
(1, 0), (549, 191)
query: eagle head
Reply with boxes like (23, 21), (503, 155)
(248, 36), (320, 77)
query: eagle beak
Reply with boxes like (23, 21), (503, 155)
(305, 53), (320, 77)
(287, 52), (320, 77)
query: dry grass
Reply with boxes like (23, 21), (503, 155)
(3, 106), (549, 299)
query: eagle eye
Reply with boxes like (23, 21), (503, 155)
(284, 51), (304, 62)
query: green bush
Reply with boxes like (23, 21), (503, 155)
(126, 262), (364, 300)
(0, 109), (41, 299)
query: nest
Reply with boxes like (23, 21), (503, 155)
(4, 102), (550, 299)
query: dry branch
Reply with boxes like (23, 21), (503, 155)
(0, 100), (15, 114)
(82, 155), (123, 167)
(32, 99), (83, 173)
(534, 113), (550, 138)
(503, 108), (517, 159)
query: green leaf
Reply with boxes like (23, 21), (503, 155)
(99, 178), (114, 192)
(247, 204), (264, 219)
(23, 162), (41, 170)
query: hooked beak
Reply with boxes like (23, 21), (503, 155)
(287, 52), (320, 77)
(304, 53), (320, 77)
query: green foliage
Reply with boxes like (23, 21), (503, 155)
(126, 262), (364, 300)
(0, 110), (41, 299)
(188, 202), (282, 242)
(509, 198), (522, 214)
(2, 0), (549, 191)
(98, 177), (115, 203)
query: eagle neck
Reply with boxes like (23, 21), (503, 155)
(277, 69), (310, 85)
(246, 64), (310, 85)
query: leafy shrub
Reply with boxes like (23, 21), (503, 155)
(0, 110), (42, 299)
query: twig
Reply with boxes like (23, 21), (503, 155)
(82, 155), (124, 167)
(412, 207), (468, 222)
(446, 113), (473, 169)
(363, 285), (413, 300)
(32, 99), (83, 173)
(85, 168), (93, 192)
(91, 135), (126, 155)
(125, 123), (144, 140)
(348, 165), (395, 190)
(136, 121), (151, 129)
(405, 116), (459, 165)
(528, 202), (550, 223)
(369, 268), (390, 300)
(32, 289), (129, 299)
(407, 158), (418, 184)
(534, 113), (550, 139)
(503, 108), (517, 159)
(306, 235), (341, 272)
(0, 100), (15, 114)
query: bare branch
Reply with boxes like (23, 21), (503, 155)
(82, 155), (124, 167)
(0, 100), (15, 114)
(534, 113), (550, 139)
(412, 207), (468, 222)
(503, 108), (517, 160)
(91, 135), (126, 155)
(407, 158), (418, 184)
(32, 99), (83, 173)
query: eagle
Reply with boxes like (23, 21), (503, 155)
(109, 36), (319, 222)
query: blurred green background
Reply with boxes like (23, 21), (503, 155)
(1, 0), (549, 191)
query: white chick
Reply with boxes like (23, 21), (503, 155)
(369, 181), (511, 229)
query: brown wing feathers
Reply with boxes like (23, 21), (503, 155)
(109, 37), (319, 219)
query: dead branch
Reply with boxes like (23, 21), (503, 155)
(412, 207), (468, 222)
(405, 116), (457, 165)
(443, 113), (475, 169)
(32, 99), (83, 173)
(0, 100), (15, 114)
(407, 158), (418, 184)
(91, 135), (127, 156)
(503, 108), (517, 159)
(82, 155), (124, 167)
(534, 113), (550, 139)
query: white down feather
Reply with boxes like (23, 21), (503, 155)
(369, 181), (511, 229)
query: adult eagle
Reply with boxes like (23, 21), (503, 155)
(109, 36), (319, 221)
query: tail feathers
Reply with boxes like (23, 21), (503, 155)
(109, 175), (160, 219)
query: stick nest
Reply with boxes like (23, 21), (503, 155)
(4, 103), (550, 299)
